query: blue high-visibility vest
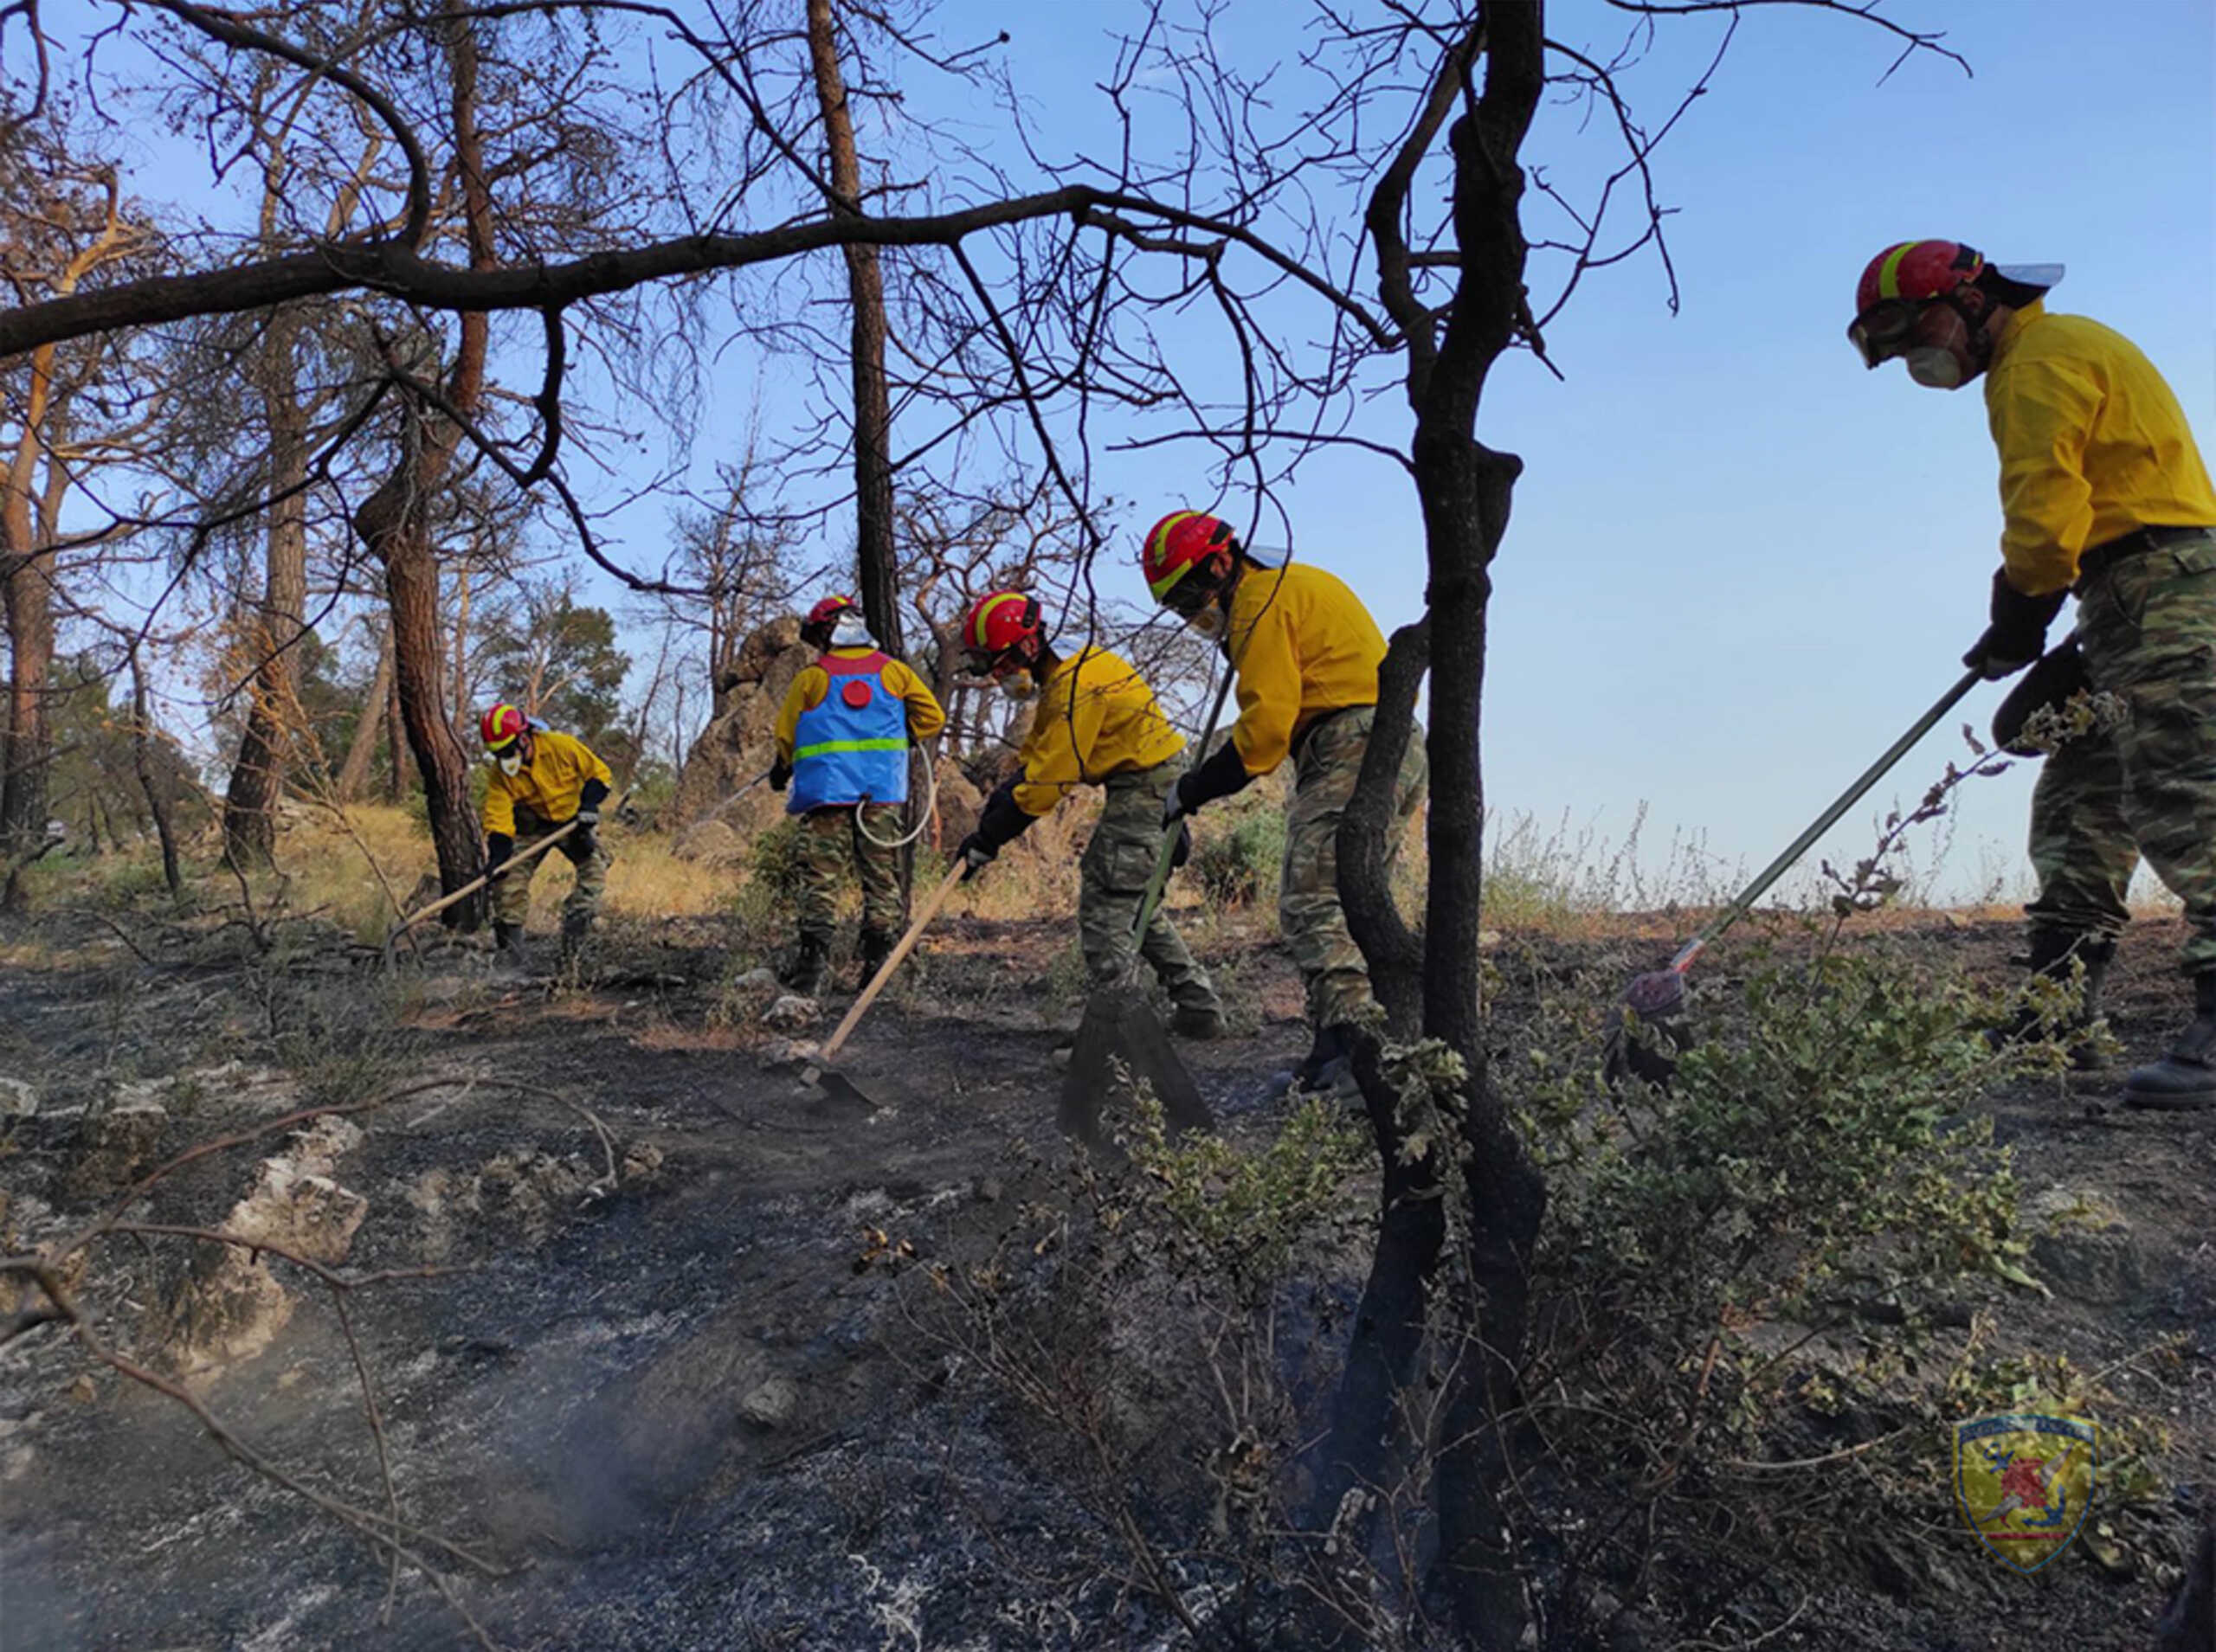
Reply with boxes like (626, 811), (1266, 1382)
(789, 651), (911, 813)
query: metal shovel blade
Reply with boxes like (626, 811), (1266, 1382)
(1059, 986), (1212, 1145)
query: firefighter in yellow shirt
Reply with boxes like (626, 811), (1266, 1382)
(1850, 239), (2216, 1104)
(770, 595), (945, 993)
(951, 592), (1223, 1038)
(1140, 511), (1427, 1092)
(478, 704), (614, 972)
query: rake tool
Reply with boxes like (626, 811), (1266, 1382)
(1607, 668), (1983, 1083)
(1058, 665), (1240, 1145)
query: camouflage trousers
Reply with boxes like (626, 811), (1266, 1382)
(1079, 761), (1219, 1012)
(1281, 705), (1429, 1030)
(2026, 527), (2216, 974)
(490, 807), (609, 927)
(795, 803), (906, 944)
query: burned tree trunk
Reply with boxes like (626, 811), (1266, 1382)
(128, 642), (183, 900)
(804, 0), (903, 660)
(1320, 11), (1549, 1647)
(223, 309), (311, 869)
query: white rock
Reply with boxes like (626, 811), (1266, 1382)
(763, 994), (822, 1032)
(732, 967), (782, 994)
(0, 1076), (36, 1117)
(738, 1374), (799, 1429)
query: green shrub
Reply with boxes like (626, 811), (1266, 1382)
(745, 818), (809, 903)
(1191, 806), (1285, 907)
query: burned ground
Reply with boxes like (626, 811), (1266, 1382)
(1, 898), (2211, 1650)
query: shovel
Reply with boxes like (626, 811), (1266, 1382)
(1607, 668), (1983, 1083)
(798, 860), (969, 1112)
(1058, 665), (1240, 1146)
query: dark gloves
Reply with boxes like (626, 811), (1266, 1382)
(576, 777), (610, 826)
(1171, 820), (1192, 869)
(958, 780), (1035, 880)
(1163, 739), (1254, 826)
(486, 832), (514, 876)
(769, 756), (792, 793)
(1964, 567), (2068, 681)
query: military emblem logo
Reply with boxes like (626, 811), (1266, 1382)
(1954, 1411), (2097, 1572)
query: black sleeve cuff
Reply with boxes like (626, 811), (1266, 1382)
(486, 832), (514, 870)
(973, 780), (1035, 852)
(578, 777), (611, 812)
(1182, 738), (1254, 810)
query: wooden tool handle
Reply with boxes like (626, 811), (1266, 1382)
(385, 789), (622, 945)
(819, 861), (967, 1062)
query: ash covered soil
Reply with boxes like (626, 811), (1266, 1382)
(1, 905), (2212, 1650)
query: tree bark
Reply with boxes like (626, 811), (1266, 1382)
(1319, 13), (1550, 1647)
(128, 643), (184, 901)
(336, 620), (394, 805)
(223, 308), (311, 868)
(804, 0), (903, 660)
(351, 4), (494, 917)
(1, 381), (65, 914)
(385, 635), (409, 803)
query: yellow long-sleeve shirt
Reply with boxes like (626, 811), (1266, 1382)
(482, 729), (611, 837)
(1222, 561), (1387, 776)
(1009, 646), (1185, 817)
(1985, 301), (2216, 596)
(772, 648), (946, 761)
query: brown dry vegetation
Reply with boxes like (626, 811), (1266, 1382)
(1, 808), (2212, 1650)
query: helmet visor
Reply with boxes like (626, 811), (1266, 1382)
(1847, 298), (1925, 368)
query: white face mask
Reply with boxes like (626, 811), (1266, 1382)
(497, 749), (523, 776)
(1904, 345), (1966, 389)
(1187, 605), (1226, 640)
(999, 672), (1037, 703)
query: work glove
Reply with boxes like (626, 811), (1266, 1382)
(576, 778), (610, 827)
(1963, 567), (2068, 681)
(1163, 738), (1255, 826)
(769, 756), (792, 793)
(485, 832), (514, 877)
(963, 780), (1034, 881)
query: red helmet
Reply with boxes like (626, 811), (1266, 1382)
(1855, 239), (1987, 315)
(806, 594), (860, 630)
(960, 591), (1045, 671)
(1141, 510), (1237, 612)
(1849, 241), (1985, 368)
(480, 702), (526, 751)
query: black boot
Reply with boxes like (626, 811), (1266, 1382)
(855, 927), (894, 988)
(493, 921), (532, 974)
(1171, 1001), (1227, 1040)
(2124, 971), (2216, 1109)
(1291, 1024), (1356, 1096)
(1989, 929), (2114, 1067)
(781, 934), (829, 997)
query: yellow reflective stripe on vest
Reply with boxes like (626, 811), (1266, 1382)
(794, 736), (909, 760)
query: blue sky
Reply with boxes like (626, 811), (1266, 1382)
(887, 0), (2215, 906)
(72, 0), (2216, 907)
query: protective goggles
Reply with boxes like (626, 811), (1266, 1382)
(1159, 566), (1222, 616)
(1846, 298), (1932, 368)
